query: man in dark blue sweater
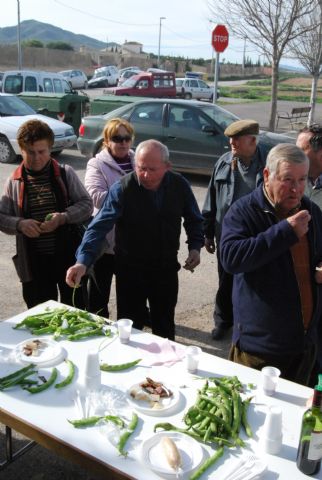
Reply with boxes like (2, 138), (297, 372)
(220, 143), (322, 385)
(66, 139), (204, 340)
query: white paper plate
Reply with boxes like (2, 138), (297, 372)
(127, 382), (179, 416)
(141, 431), (204, 477)
(14, 337), (62, 365)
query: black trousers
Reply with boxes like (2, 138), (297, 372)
(87, 253), (115, 318)
(115, 264), (178, 340)
(22, 253), (85, 309)
(213, 248), (233, 329)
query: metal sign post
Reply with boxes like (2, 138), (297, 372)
(211, 24), (229, 104)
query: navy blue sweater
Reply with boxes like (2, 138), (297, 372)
(220, 185), (322, 356)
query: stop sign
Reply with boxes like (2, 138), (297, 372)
(212, 24), (229, 53)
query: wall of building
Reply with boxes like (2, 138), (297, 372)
(0, 45), (269, 78)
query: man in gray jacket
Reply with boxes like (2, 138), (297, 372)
(202, 119), (268, 340)
(296, 124), (322, 210)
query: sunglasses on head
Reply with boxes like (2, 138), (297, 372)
(111, 135), (132, 143)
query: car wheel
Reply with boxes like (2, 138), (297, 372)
(209, 94), (214, 102)
(84, 81), (88, 89)
(184, 93), (192, 100)
(0, 137), (16, 164)
(104, 80), (109, 87)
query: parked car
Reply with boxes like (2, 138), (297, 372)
(59, 70), (88, 89)
(2, 70), (73, 94)
(176, 78), (216, 101)
(105, 71), (176, 98)
(77, 98), (294, 176)
(117, 69), (143, 86)
(88, 66), (119, 88)
(0, 93), (77, 163)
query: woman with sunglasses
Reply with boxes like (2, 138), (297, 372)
(84, 118), (135, 317)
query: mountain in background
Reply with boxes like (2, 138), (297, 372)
(0, 19), (118, 50)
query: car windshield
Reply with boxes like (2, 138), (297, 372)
(0, 95), (35, 117)
(197, 104), (239, 129)
(61, 71), (70, 77)
(121, 77), (138, 88)
(176, 80), (184, 87)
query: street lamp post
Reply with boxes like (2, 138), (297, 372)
(17, 0), (22, 70)
(158, 17), (166, 68)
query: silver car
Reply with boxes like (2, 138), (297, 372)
(176, 78), (215, 101)
(59, 70), (88, 89)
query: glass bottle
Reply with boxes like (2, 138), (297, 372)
(296, 374), (322, 475)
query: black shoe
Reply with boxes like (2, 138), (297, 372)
(211, 325), (229, 341)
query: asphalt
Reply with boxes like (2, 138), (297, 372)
(219, 99), (321, 133)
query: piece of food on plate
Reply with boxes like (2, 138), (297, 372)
(160, 436), (182, 471)
(140, 377), (173, 398)
(22, 339), (45, 356)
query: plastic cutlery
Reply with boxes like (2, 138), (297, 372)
(228, 458), (267, 480)
(220, 454), (259, 480)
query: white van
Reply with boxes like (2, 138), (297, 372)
(2, 70), (73, 94)
(88, 66), (119, 88)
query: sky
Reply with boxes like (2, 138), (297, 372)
(0, 0), (260, 65)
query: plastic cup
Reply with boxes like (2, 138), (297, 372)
(261, 405), (283, 454)
(116, 319), (133, 344)
(261, 366), (281, 396)
(84, 349), (101, 390)
(185, 346), (202, 373)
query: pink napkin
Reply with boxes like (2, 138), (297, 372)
(139, 339), (186, 367)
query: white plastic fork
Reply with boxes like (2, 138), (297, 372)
(228, 457), (267, 480)
(220, 454), (258, 480)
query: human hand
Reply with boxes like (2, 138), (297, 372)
(40, 212), (66, 233)
(18, 219), (42, 238)
(287, 210), (311, 239)
(183, 249), (200, 272)
(205, 238), (216, 254)
(315, 262), (322, 284)
(66, 263), (87, 288)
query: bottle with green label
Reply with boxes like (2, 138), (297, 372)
(296, 374), (322, 475)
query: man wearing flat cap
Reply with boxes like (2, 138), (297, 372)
(202, 119), (269, 341)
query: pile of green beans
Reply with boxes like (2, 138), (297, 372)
(154, 376), (253, 478)
(13, 307), (113, 341)
(0, 364), (37, 390)
(0, 360), (75, 393)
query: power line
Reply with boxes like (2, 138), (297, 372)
(53, 0), (158, 26)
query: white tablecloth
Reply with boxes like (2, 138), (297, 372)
(0, 300), (320, 479)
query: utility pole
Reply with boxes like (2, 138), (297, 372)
(158, 17), (166, 68)
(17, 0), (22, 70)
(242, 37), (246, 76)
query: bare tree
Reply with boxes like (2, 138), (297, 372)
(289, 0), (322, 125)
(208, 0), (315, 131)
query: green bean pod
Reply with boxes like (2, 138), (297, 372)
(100, 359), (141, 372)
(26, 368), (58, 394)
(241, 397), (253, 437)
(189, 446), (224, 480)
(117, 412), (138, 457)
(55, 360), (75, 389)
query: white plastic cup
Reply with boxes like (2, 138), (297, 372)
(84, 349), (101, 390)
(185, 346), (202, 373)
(262, 405), (283, 454)
(261, 366), (281, 396)
(116, 319), (133, 344)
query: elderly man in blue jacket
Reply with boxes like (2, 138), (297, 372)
(220, 143), (322, 385)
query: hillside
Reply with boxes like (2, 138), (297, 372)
(0, 19), (116, 50)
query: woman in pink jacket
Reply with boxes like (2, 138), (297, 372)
(84, 118), (135, 317)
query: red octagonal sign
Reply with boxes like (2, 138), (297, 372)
(212, 24), (229, 53)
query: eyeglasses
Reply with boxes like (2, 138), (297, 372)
(110, 135), (132, 143)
